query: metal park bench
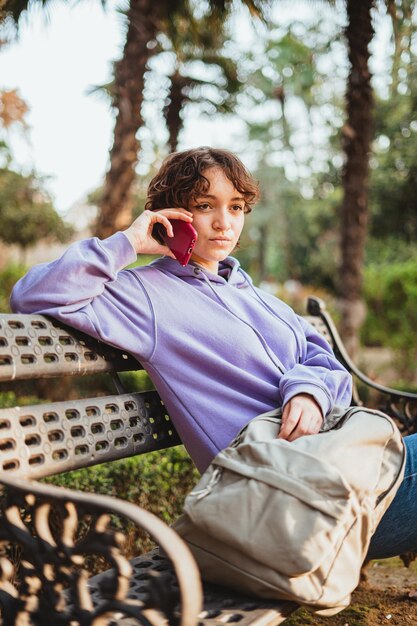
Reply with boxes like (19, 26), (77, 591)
(0, 296), (416, 626)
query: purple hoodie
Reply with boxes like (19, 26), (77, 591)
(10, 232), (352, 472)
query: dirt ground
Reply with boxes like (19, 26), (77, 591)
(284, 558), (417, 625)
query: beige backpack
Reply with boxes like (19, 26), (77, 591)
(174, 407), (405, 616)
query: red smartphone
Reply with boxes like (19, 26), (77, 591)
(152, 219), (198, 266)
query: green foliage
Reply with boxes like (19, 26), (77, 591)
(362, 257), (417, 377)
(0, 390), (42, 408)
(370, 88), (417, 242)
(119, 369), (154, 392)
(234, 18), (345, 288)
(0, 263), (26, 311)
(235, 10), (417, 303)
(238, 165), (340, 289)
(365, 237), (417, 266)
(0, 167), (73, 251)
(45, 446), (198, 555)
(0, 391), (17, 408)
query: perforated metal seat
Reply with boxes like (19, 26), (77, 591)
(0, 313), (140, 380)
(88, 550), (297, 626)
(0, 390), (181, 479)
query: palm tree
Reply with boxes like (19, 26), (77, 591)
(97, 0), (267, 238)
(95, 0), (172, 239)
(97, 0), (268, 236)
(338, 0), (375, 356)
(153, 18), (242, 153)
(163, 57), (241, 153)
(181, 0), (376, 358)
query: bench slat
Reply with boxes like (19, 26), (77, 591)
(0, 390), (181, 479)
(0, 314), (139, 380)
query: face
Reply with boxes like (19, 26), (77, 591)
(188, 168), (246, 274)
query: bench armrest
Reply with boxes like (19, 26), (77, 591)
(307, 296), (417, 433)
(0, 474), (202, 626)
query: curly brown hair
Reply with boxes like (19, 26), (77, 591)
(145, 147), (260, 214)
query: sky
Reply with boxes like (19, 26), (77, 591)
(1, 0), (125, 214)
(0, 1), (392, 218)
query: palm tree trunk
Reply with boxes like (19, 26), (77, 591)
(258, 223), (268, 282)
(165, 70), (187, 153)
(339, 0), (374, 356)
(95, 0), (162, 239)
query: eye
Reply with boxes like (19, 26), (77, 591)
(231, 205), (244, 212)
(195, 203), (211, 211)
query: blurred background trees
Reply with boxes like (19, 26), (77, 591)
(0, 89), (73, 262)
(0, 166), (72, 259)
(1, 0), (417, 382)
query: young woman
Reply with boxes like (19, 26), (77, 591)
(10, 147), (416, 559)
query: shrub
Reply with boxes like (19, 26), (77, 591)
(0, 390), (40, 408)
(44, 446), (199, 558)
(0, 264), (26, 311)
(362, 258), (417, 378)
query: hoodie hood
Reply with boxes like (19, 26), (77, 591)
(149, 255), (250, 288)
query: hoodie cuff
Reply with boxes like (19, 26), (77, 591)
(281, 382), (332, 418)
(99, 231), (138, 269)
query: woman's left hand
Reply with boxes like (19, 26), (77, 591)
(278, 393), (324, 442)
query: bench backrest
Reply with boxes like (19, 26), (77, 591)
(0, 309), (334, 480)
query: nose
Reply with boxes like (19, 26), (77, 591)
(213, 208), (231, 231)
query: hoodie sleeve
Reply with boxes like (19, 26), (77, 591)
(10, 232), (156, 361)
(278, 316), (353, 417)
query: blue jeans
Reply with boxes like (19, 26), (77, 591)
(367, 433), (417, 559)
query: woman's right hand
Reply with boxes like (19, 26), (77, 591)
(123, 208), (193, 255)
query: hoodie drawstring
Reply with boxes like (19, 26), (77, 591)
(194, 267), (286, 375)
(239, 268), (304, 359)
